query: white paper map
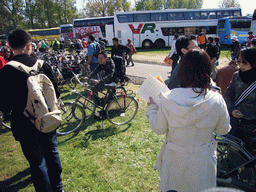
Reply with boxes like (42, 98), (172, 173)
(137, 74), (170, 105)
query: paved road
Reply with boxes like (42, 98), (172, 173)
(125, 61), (171, 82)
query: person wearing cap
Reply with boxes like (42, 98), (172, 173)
(231, 36), (241, 60)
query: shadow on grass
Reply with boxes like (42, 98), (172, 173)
(0, 168), (32, 191)
(84, 123), (131, 141)
(0, 127), (12, 134)
(57, 117), (131, 146)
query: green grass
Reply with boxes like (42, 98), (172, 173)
(0, 83), (164, 192)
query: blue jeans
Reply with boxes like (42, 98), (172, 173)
(19, 131), (63, 192)
(89, 62), (100, 80)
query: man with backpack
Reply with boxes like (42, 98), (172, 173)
(0, 29), (63, 192)
(85, 35), (100, 80)
(111, 37), (130, 83)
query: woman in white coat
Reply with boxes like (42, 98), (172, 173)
(147, 49), (231, 192)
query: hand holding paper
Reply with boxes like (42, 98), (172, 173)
(137, 74), (170, 106)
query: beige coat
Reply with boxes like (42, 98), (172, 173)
(147, 88), (231, 192)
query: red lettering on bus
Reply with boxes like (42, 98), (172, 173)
(128, 24), (143, 34)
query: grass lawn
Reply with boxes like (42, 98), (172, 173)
(0, 47), (232, 191)
(0, 83), (164, 192)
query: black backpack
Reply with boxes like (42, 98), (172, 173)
(93, 42), (101, 58)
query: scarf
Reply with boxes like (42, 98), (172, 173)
(239, 67), (256, 85)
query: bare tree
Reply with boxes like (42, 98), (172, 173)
(218, 0), (241, 8)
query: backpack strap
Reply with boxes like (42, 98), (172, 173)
(235, 80), (256, 106)
(5, 60), (44, 75)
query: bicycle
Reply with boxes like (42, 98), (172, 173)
(216, 134), (256, 191)
(57, 79), (139, 135)
(0, 111), (11, 130)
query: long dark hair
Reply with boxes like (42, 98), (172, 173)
(177, 49), (212, 96)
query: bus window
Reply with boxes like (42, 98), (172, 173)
(194, 12), (201, 20)
(208, 12), (216, 19)
(223, 11), (231, 17)
(134, 13), (150, 22)
(117, 14), (133, 23)
(233, 11), (241, 17)
(205, 26), (217, 34)
(167, 12), (184, 20)
(217, 12), (223, 19)
(218, 20), (226, 28)
(201, 12), (208, 19)
(61, 27), (72, 33)
(151, 13), (167, 21)
(184, 27), (196, 35)
(230, 19), (251, 31)
(185, 12), (200, 20)
(185, 12), (193, 20)
(161, 27), (184, 36)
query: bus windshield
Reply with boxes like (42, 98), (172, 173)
(230, 19), (251, 31)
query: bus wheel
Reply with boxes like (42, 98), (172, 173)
(155, 39), (165, 48)
(142, 40), (153, 49)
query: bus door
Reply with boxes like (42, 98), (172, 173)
(106, 24), (114, 46)
(217, 19), (231, 44)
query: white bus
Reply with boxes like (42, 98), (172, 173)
(251, 9), (256, 34)
(114, 8), (242, 48)
(59, 24), (74, 44)
(72, 16), (114, 45)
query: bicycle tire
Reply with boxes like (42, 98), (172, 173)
(67, 78), (77, 89)
(216, 137), (256, 189)
(226, 51), (232, 61)
(1, 112), (11, 129)
(106, 95), (138, 125)
(2, 121), (11, 129)
(57, 102), (85, 135)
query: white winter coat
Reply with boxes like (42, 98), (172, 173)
(147, 88), (231, 192)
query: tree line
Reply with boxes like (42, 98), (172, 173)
(0, 0), (241, 35)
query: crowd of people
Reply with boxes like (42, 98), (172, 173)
(0, 28), (256, 192)
(149, 31), (256, 192)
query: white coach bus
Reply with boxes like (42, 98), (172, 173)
(114, 8), (241, 48)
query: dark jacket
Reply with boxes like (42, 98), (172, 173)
(88, 58), (116, 84)
(0, 54), (60, 141)
(224, 71), (256, 121)
(111, 44), (130, 58)
(206, 43), (217, 59)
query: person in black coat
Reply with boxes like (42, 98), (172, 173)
(111, 37), (130, 83)
(0, 29), (63, 192)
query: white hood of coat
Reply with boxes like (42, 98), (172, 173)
(161, 88), (223, 128)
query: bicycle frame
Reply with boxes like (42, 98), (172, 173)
(216, 134), (256, 191)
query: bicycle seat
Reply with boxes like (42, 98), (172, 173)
(105, 82), (117, 89)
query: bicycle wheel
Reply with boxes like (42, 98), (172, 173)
(1, 112), (11, 129)
(226, 51), (232, 61)
(67, 78), (77, 89)
(106, 95), (138, 125)
(2, 120), (11, 129)
(57, 102), (85, 135)
(216, 137), (256, 189)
